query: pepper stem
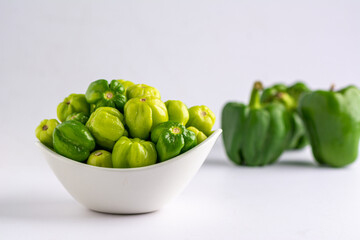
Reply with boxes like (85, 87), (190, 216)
(249, 81), (263, 109)
(276, 92), (297, 110)
(330, 84), (335, 92)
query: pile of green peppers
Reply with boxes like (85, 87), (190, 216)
(36, 79), (216, 168)
(222, 81), (360, 168)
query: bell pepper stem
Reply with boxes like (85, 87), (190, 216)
(330, 84), (335, 92)
(249, 81), (263, 109)
(276, 92), (297, 110)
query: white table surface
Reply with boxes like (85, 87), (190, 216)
(1, 142), (360, 240)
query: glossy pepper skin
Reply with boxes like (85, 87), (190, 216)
(222, 82), (292, 166)
(165, 100), (189, 126)
(298, 86), (360, 167)
(124, 96), (168, 139)
(151, 121), (197, 162)
(65, 112), (89, 124)
(53, 120), (95, 162)
(57, 94), (90, 122)
(85, 79), (127, 113)
(112, 136), (157, 168)
(261, 82), (310, 150)
(126, 84), (161, 100)
(86, 107), (125, 150)
(87, 150), (113, 168)
(186, 105), (216, 136)
(35, 119), (59, 148)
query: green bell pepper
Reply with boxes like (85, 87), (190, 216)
(165, 100), (189, 126)
(57, 94), (90, 122)
(85, 79), (127, 112)
(35, 119), (59, 148)
(53, 120), (95, 162)
(187, 126), (207, 144)
(151, 121), (197, 162)
(298, 85), (360, 167)
(261, 82), (310, 150)
(222, 81), (292, 166)
(260, 84), (287, 102)
(124, 96), (168, 139)
(112, 136), (157, 168)
(86, 107), (125, 150)
(87, 150), (113, 168)
(126, 84), (161, 100)
(65, 112), (89, 124)
(186, 105), (215, 136)
(287, 82), (311, 102)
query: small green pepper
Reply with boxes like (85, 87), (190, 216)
(53, 120), (95, 162)
(151, 121), (197, 162)
(86, 107), (125, 150)
(65, 112), (89, 124)
(87, 150), (113, 168)
(126, 84), (161, 99)
(85, 79), (127, 112)
(124, 96), (168, 139)
(117, 79), (135, 93)
(187, 126), (207, 144)
(112, 136), (157, 168)
(186, 105), (216, 136)
(165, 100), (189, 126)
(57, 94), (90, 122)
(90, 104), (96, 114)
(35, 119), (59, 148)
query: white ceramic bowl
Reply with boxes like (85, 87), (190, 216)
(36, 129), (222, 214)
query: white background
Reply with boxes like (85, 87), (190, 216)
(1, 0), (360, 239)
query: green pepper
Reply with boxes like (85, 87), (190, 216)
(85, 79), (127, 112)
(151, 121), (197, 162)
(222, 81), (292, 166)
(186, 105), (215, 136)
(116, 79), (135, 93)
(53, 120), (95, 162)
(287, 82), (311, 102)
(187, 126), (207, 144)
(261, 82), (310, 150)
(286, 109), (308, 150)
(260, 83), (287, 103)
(57, 94), (90, 122)
(65, 112), (89, 124)
(112, 136), (157, 168)
(126, 84), (161, 100)
(165, 100), (189, 126)
(298, 85), (360, 167)
(90, 104), (96, 114)
(124, 96), (168, 139)
(87, 150), (113, 168)
(35, 119), (59, 148)
(86, 107), (125, 150)
(261, 82), (310, 104)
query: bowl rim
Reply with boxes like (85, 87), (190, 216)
(36, 129), (222, 172)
